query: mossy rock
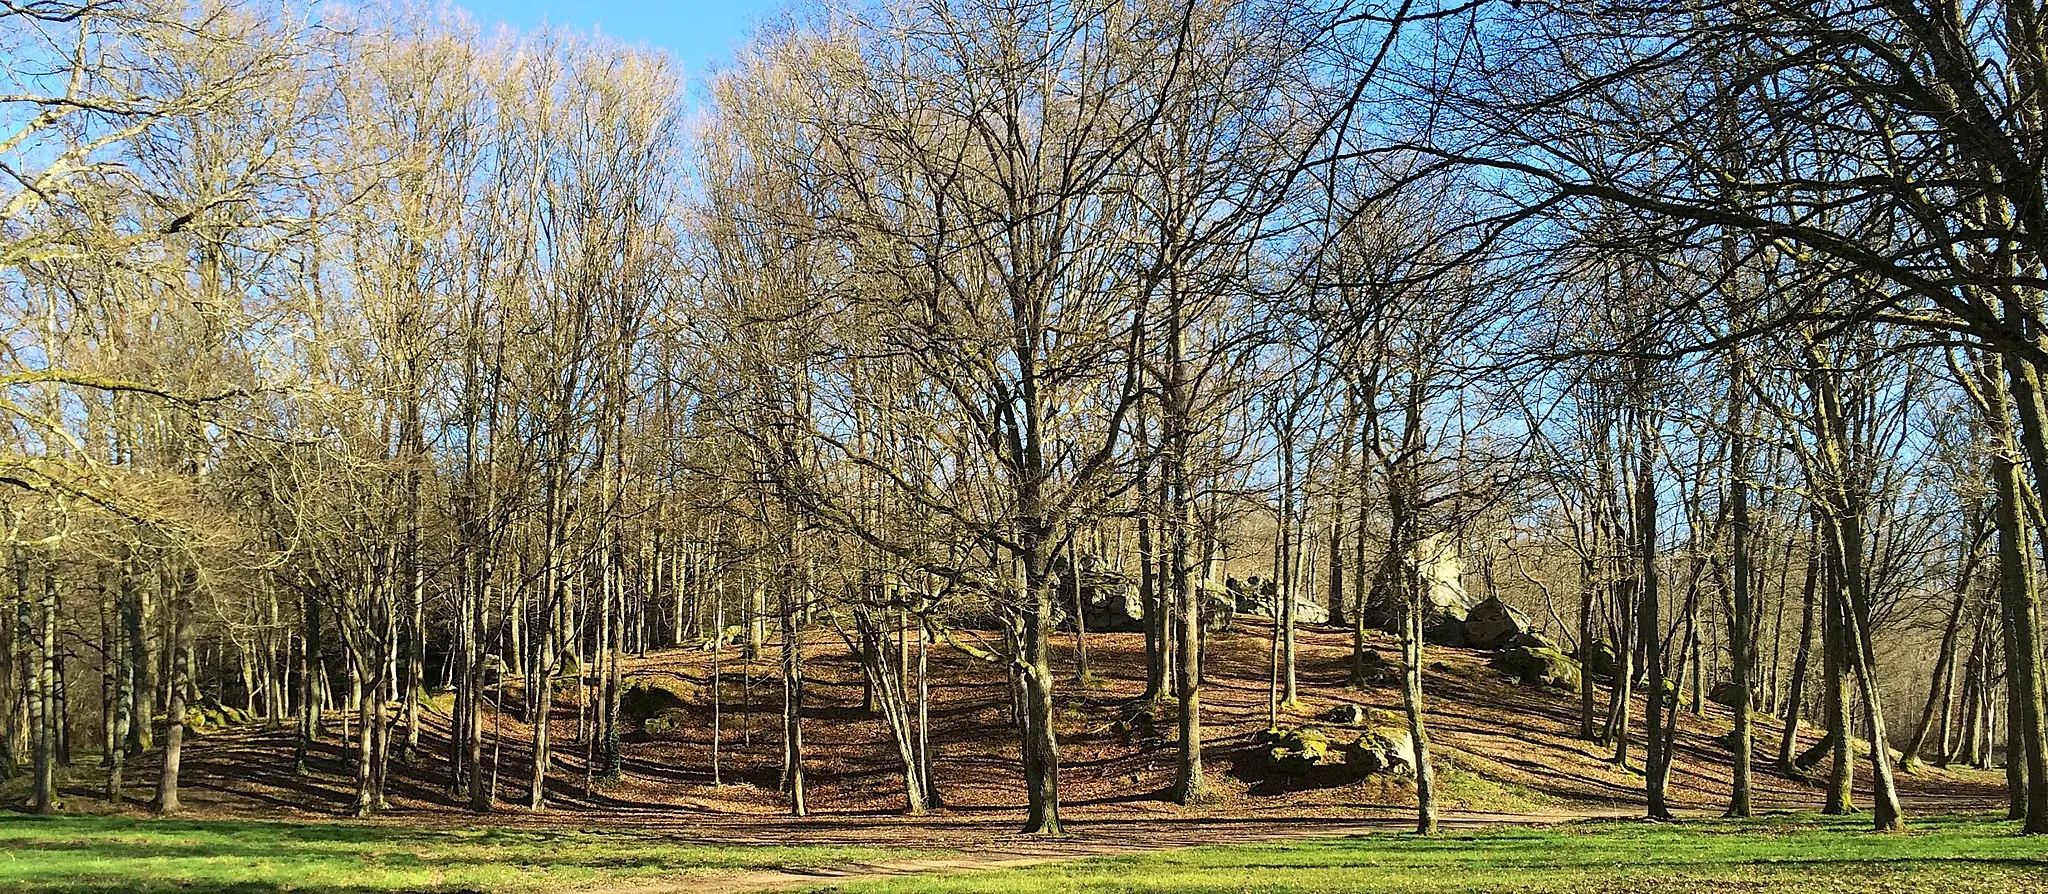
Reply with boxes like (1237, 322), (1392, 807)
(182, 705), (230, 735)
(642, 707), (690, 737)
(1709, 679), (1746, 707)
(1490, 646), (1582, 690)
(1581, 642), (1619, 681)
(1112, 703), (1165, 746)
(1653, 676), (1681, 704)
(1258, 726), (1332, 775)
(1342, 725), (1416, 775)
(1324, 703), (1402, 728)
(621, 676), (699, 726)
(192, 696), (251, 730)
(696, 625), (745, 651)
(1351, 649), (1400, 688)
(423, 689), (458, 714)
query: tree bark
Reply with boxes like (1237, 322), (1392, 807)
(152, 568), (194, 815)
(1777, 541), (1819, 774)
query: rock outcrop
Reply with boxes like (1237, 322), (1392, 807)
(1462, 597), (1533, 650)
(621, 675), (697, 729)
(1709, 679), (1746, 708)
(1260, 726), (1333, 775)
(1343, 725), (1416, 775)
(1227, 576), (1329, 625)
(1360, 533), (1477, 633)
(1490, 644), (1582, 690)
(1054, 556), (1146, 633)
(1580, 641), (1619, 682)
(1351, 649), (1400, 687)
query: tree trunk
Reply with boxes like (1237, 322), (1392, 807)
(152, 568), (194, 815)
(1638, 404), (1672, 820)
(852, 606), (928, 815)
(107, 551), (138, 804)
(1015, 531), (1064, 835)
(1138, 453), (1164, 702)
(1170, 443), (1208, 804)
(18, 540), (53, 815)
(1725, 443), (1754, 817)
(1992, 355), (2048, 832)
(1988, 381), (2048, 829)
(1577, 541), (1599, 740)
(780, 572), (807, 817)
(1776, 542), (1819, 774)
(1821, 564), (1855, 815)
(1402, 548), (1437, 836)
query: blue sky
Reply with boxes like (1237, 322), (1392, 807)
(455, 1), (788, 81)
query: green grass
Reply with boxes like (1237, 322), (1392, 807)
(0, 814), (928, 893)
(9, 812), (2048, 894)
(823, 813), (2048, 894)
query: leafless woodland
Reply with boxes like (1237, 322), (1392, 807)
(3, 0), (2046, 837)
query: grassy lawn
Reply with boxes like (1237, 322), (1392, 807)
(0, 814), (926, 894)
(826, 813), (2048, 894)
(6, 812), (2047, 894)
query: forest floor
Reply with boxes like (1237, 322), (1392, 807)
(5, 620), (2020, 892)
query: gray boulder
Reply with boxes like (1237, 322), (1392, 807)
(1197, 578), (1236, 632)
(1228, 575), (1330, 625)
(621, 675), (698, 727)
(1325, 703), (1371, 726)
(1351, 649), (1399, 687)
(1709, 679), (1747, 708)
(1423, 618), (1469, 647)
(1260, 726), (1333, 775)
(1360, 535), (1477, 633)
(1054, 556), (1145, 633)
(1112, 704), (1166, 746)
(1580, 641), (1619, 681)
(1463, 597), (1533, 650)
(1342, 726), (1416, 776)
(1490, 645), (1582, 689)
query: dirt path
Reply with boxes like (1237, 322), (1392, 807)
(599, 808), (1638, 894)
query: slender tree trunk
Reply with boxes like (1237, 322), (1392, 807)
(1016, 528), (1064, 835)
(1987, 355), (2048, 831)
(1608, 572), (1635, 764)
(1834, 521), (1906, 831)
(529, 588), (555, 811)
(1402, 542), (1437, 836)
(1985, 369), (2048, 829)
(298, 593), (322, 775)
(1950, 620), (1988, 767)
(1138, 451), (1164, 702)
(1277, 430), (1298, 707)
(1577, 539), (1599, 740)
(853, 606), (927, 815)
(1725, 436), (1754, 818)
(1170, 434), (1208, 804)
(711, 582), (724, 787)
(152, 568), (194, 816)
(780, 570), (807, 817)
(1821, 567), (1854, 815)
(107, 552), (137, 804)
(1777, 542), (1819, 773)
(17, 540), (53, 815)
(1639, 408), (1672, 821)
